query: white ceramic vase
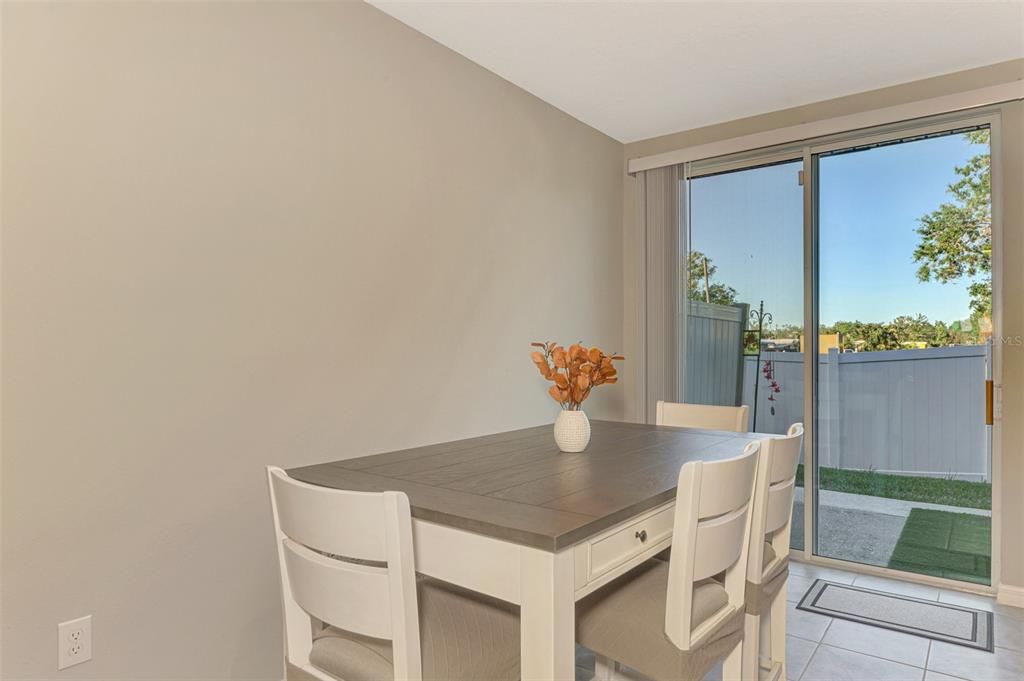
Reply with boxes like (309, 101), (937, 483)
(553, 410), (591, 453)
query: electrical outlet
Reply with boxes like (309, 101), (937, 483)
(57, 615), (92, 670)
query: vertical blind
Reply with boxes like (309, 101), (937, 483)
(636, 163), (687, 423)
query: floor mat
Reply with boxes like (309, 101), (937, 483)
(797, 579), (994, 651)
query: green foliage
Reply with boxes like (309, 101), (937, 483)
(756, 313), (982, 353)
(685, 251), (737, 306)
(822, 314), (981, 351)
(914, 129), (992, 318)
(833, 321), (902, 352)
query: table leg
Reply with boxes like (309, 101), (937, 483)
(519, 547), (575, 681)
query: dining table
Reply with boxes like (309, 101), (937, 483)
(287, 418), (764, 681)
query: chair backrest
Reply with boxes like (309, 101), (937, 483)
(664, 441), (760, 650)
(746, 423), (805, 582)
(267, 467), (422, 681)
(656, 400), (750, 433)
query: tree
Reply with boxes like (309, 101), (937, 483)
(685, 251), (737, 306)
(819, 313), (980, 352)
(891, 314), (937, 344)
(825, 321), (901, 352)
(858, 323), (902, 352)
(914, 129), (991, 318)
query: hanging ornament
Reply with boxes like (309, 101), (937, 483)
(761, 345), (782, 416)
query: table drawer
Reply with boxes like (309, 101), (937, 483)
(575, 502), (675, 596)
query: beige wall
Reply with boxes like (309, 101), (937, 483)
(997, 97), (1024, 595)
(3, 2), (1021, 677)
(0, 2), (624, 679)
(622, 60), (1024, 593)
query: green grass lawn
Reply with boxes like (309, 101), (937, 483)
(795, 464), (991, 510)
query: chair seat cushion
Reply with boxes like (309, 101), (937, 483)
(309, 577), (519, 681)
(762, 541), (776, 568)
(761, 541), (790, 586)
(576, 559), (742, 681)
(745, 560), (790, 616)
(760, 561), (789, 603)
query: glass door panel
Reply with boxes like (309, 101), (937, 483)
(814, 128), (993, 584)
(685, 161), (805, 550)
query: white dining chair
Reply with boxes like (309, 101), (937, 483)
(266, 467), (520, 681)
(575, 441), (761, 681)
(740, 423), (805, 681)
(655, 400), (751, 432)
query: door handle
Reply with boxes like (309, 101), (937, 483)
(986, 380), (994, 426)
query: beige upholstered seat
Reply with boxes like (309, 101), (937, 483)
(760, 542), (789, 585)
(577, 560), (741, 681)
(310, 577), (519, 681)
(750, 562), (789, 614)
(659, 541), (786, 618)
(740, 423), (804, 680)
(579, 443), (761, 681)
(267, 467), (520, 681)
(761, 541), (776, 569)
(744, 542), (789, 617)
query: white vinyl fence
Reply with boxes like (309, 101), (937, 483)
(739, 346), (990, 482)
(684, 301), (748, 407)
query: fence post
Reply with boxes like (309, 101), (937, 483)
(823, 347), (841, 469)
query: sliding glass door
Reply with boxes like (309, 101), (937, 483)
(685, 159), (805, 551)
(813, 126), (993, 584)
(681, 113), (998, 585)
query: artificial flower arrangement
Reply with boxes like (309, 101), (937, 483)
(530, 342), (623, 409)
(530, 341), (624, 453)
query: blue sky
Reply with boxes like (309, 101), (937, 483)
(688, 131), (988, 328)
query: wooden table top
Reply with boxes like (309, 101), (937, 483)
(288, 419), (762, 551)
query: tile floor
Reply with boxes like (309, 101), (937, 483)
(574, 561), (1024, 681)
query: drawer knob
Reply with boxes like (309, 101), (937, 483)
(635, 530), (648, 543)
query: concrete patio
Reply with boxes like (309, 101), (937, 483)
(790, 488), (992, 581)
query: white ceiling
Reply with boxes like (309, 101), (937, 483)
(369, 1), (1024, 143)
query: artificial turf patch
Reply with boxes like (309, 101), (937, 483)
(888, 508), (991, 585)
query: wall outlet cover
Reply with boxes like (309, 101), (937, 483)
(57, 615), (92, 670)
